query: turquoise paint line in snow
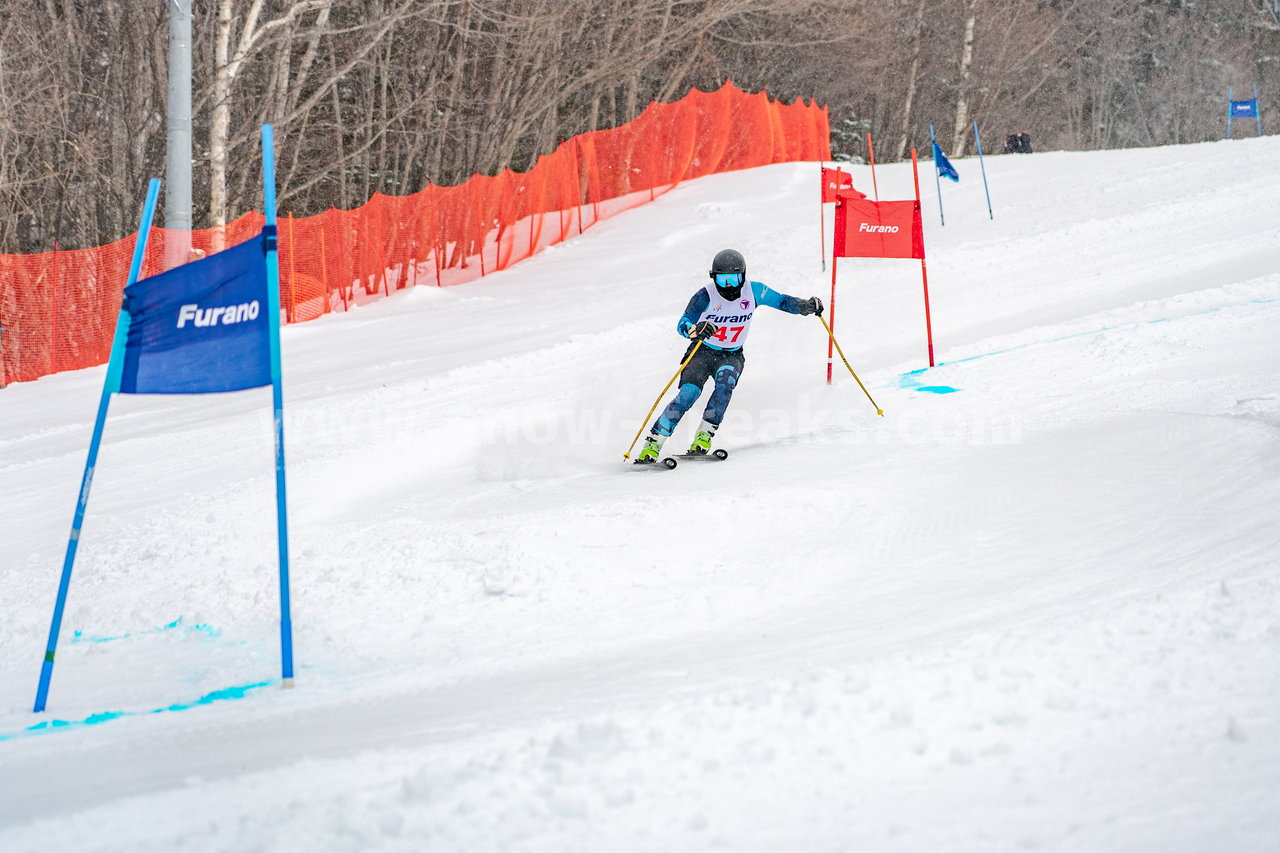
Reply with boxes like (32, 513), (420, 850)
(0, 680), (274, 743)
(917, 385), (960, 394)
(891, 296), (1278, 389)
(83, 710), (127, 725)
(163, 682), (268, 712)
(70, 616), (221, 645)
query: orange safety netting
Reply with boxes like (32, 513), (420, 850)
(0, 81), (828, 386)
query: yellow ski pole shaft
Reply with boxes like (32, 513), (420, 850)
(623, 339), (704, 459)
(818, 315), (884, 416)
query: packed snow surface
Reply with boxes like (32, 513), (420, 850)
(2, 137), (1279, 852)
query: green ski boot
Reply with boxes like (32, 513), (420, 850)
(688, 421), (717, 455)
(636, 434), (665, 464)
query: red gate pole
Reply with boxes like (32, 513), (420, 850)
(910, 148), (936, 367)
(920, 256), (935, 368)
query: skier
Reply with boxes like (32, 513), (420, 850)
(636, 248), (824, 463)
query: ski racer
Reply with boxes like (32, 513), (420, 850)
(636, 248), (824, 463)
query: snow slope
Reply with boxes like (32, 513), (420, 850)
(1, 136), (1278, 852)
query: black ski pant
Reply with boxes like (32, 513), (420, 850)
(652, 343), (745, 436)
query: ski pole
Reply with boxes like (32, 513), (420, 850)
(817, 315), (883, 416)
(623, 340), (704, 459)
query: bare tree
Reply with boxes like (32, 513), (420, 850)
(950, 0), (979, 156)
(2, 0), (1280, 255)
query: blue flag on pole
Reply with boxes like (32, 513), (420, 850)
(119, 232), (272, 394)
(932, 142), (959, 182)
(1230, 99), (1259, 118)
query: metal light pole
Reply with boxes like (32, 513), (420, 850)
(166, 0), (194, 269)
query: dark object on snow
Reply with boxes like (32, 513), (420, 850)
(1004, 133), (1032, 154)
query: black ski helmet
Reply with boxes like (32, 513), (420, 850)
(709, 248), (746, 298)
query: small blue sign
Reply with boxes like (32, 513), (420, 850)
(1231, 99), (1259, 118)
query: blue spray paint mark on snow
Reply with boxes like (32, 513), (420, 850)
(897, 372), (961, 394)
(70, 616), (221, 645)
(0, 680), (274, 743)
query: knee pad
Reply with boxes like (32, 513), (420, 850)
(674, 382), (702, 408)
(656, 382), (704, 435)
(714, 365), (739, 390)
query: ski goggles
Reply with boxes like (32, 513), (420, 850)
(713, 272), (744, 287)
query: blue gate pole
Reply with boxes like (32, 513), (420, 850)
(34, 178), (161, 713)
(973, 122), (993, 220)
(261, 124), (294, 686)
(1255, 84), (1263, 137)
(928, 125), (945, 226)
(1227, 87), (1233, 139)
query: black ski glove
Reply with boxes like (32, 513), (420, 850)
(798, 296), (824, 316)
(691, 320), (718, 340)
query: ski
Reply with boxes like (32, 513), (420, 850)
(628, 448), (729, 469)
(677, 448), (729, 461)
(630, 456), (679, 469)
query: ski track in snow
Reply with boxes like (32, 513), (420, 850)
(2, 137), (1279, 852)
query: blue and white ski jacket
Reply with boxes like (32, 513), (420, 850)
(676, 280), (809, 351)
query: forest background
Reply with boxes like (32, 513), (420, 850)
(2, 0), (1277, 254)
